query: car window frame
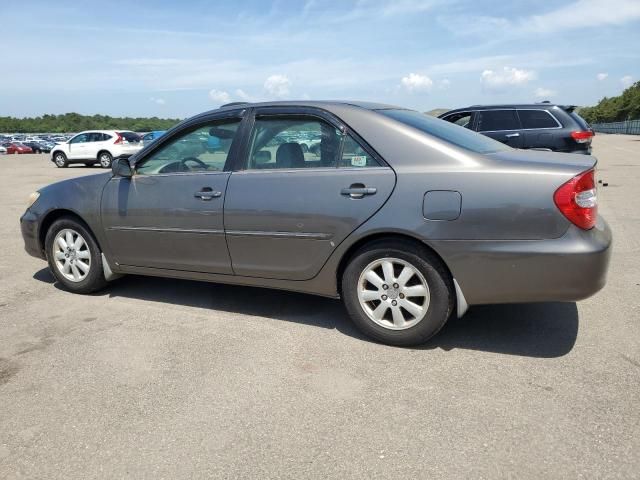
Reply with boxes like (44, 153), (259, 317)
(130, 109), (248, 176)
(234, 106), (388, 172)
(516, 109), (563, 130)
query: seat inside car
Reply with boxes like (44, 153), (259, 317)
(276, 142), (306, 168)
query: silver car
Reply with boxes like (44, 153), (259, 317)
(20, 101), (611, 346)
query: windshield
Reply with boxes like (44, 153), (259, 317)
(379, 109), (510, 154)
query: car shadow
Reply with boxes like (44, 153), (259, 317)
(33, 268), (578, 358)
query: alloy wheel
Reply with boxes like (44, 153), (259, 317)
(52, 228), (91, 282)
(357, 257), (430, 330)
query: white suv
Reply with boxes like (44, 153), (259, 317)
(50, 130), (142, 168)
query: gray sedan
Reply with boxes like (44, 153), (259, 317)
(20, 101), (612, 346)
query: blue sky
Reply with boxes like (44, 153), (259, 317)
(1, 0), (639, 118)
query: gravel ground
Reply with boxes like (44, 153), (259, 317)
(0, 135), (638, 479)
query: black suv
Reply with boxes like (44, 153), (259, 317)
(439, 104), (594, 154)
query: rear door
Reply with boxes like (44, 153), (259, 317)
(224, 107), (396, 280)
(516, 109), (563, 150)
(476, 109), (523, 148)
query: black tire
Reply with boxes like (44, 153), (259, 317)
(53, 152), (68, 168)
(342, 240), (454, 346)
(98, 151), (113, 168)
(44, 217), (107, 294)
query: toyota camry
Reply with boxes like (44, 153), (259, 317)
(20, 101), (612, 346)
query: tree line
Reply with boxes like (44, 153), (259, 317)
(579, 81), (640, 124)
(0, 113), (182, 133)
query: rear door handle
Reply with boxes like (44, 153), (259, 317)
(505, 133), (520, 138)
(194, 188), (222, 200)
(341, 186), (377, 199)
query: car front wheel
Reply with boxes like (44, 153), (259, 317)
(53, 152), (68, 167)
(45, 217), (107, 294)
(342, 240), (454, 346)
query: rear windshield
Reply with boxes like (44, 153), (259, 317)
(569, 111), (590, 130)
(379, 109), (510, 154)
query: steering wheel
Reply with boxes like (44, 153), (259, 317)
(180, 157), (208, 171)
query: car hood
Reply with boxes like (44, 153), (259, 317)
(38, 172), (112, 197)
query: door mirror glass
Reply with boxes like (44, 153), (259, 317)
(112, 157), (133, 178)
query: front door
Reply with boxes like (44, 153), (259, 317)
(224, 109), (396, 280)
(100, 116), (243, 273)
(67, 133), (90, 159)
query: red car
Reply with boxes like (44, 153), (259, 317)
(1, 142), (33, 154)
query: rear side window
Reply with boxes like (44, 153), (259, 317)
(477, 110), (520, 132)
(380, 109), (510, 154)
(518, 110), (560, 129)
(341, 134), (381, 168)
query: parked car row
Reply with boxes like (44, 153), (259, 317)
(439, 103), (594, 154)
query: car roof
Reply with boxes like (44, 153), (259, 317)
(444, 104), (574, 114)
(205, 100), (408, 115)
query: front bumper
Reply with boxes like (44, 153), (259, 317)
(434, 217), (612, 305)
(20, 208), (45, 259)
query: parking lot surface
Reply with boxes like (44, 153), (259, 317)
(1, 135), (639, 479)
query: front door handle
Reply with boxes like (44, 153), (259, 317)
(341, 185), (377, 199)
(505, 133), (520, 138)
(194, 188), (222, 200)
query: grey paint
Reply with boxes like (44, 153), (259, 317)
(21, 100), (612, 310)
(423, 191), (461, 221)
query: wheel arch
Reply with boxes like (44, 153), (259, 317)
(96, 149), (113, 160)
(38, 209), (101, 254)
(336, 232), (454, 296)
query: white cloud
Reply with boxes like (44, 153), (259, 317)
(534, 87), (557, 98)
(400, 73), (433, 92)
(480, 66), (535, 92)
(264, 74), (291, 98)
(621, 75), (634, 88)
(149, 97), (166, 105)
(596, 72), (608, 81)
(235, 89), (251, 101)
(209, 89), (232, 104)
(525, 0), (640, 34)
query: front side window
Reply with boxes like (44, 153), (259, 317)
(518, 110), (560, 129)
(70, 133), (88, 144)
(136, 119), (241, 175)
(443, 112), (474, 129)
(477, 110), (520, 132)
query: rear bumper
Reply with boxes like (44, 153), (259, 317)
(434, 217), (612, 305)
(20, 208), (45, 259)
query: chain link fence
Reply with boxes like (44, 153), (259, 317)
(591, 120), (640, 135)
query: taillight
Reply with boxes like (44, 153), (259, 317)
(554, 169), (597, 230)
(114, 133), (123, 144)
(570, 130), (593, 144)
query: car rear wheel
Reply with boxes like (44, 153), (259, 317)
(53, 152), (68, 168)
(98, 152), (113, 168)
(342, 240), (454, 346)
(45, 217), (107, 294)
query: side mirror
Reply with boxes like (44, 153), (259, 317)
(112, 157), (133, 178)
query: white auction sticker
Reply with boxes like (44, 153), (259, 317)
(351, 155), (367, 167)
